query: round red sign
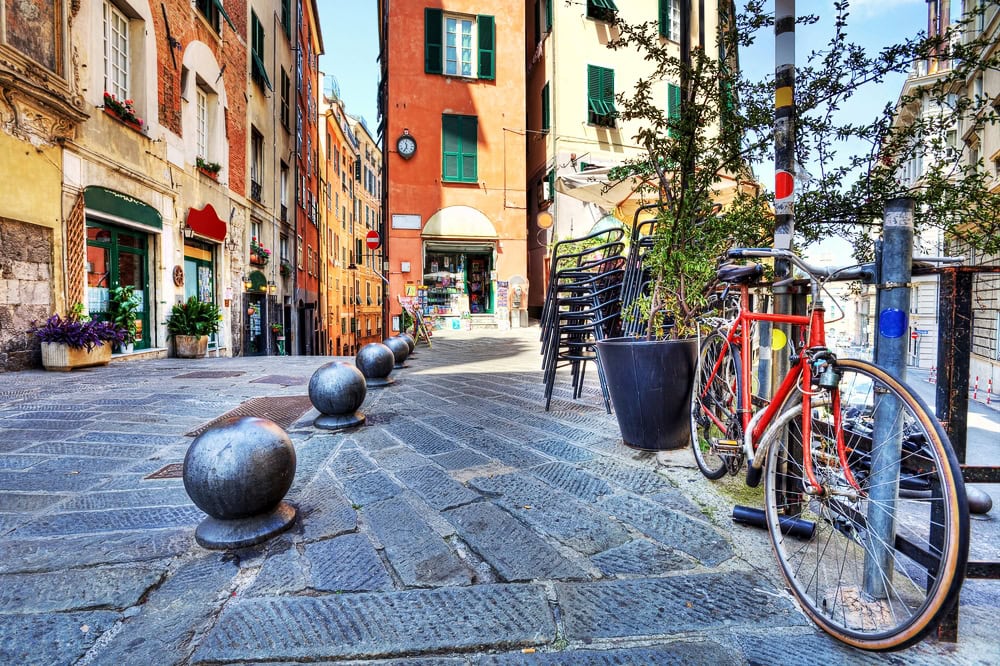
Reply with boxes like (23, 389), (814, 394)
(366, 230), (380, 250)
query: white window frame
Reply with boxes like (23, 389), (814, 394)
(103, 1), (130, 100)
(665, 0), (680, 42)
(444, 14), (476, 78)
(196, 87), (209, 159)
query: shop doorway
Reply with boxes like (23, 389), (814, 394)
(86, 221), (151, 350)
(423, 248), (494, 316)
(183, 241), (218, 350)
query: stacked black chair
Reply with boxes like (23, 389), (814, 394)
(540, 228), (626, 412)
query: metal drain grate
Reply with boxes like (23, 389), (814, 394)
(250, 375), (307, 386)
(185, 395), (314, 436)
(173, 371), (246, 379)
(145, 463), (184, 480)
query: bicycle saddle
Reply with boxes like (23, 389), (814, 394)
(717, 262), (764, 284)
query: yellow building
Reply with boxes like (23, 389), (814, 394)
(525, 0), (728, 316)
(350, 115), (385, 348)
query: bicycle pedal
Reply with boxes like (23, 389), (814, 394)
(713, 439), (741, 452)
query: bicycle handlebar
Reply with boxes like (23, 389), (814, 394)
(727, 247), (878, 283)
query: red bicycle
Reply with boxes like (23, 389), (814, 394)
(690, 247), (968, 651)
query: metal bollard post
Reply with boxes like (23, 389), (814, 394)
(865, 198), (913, 599)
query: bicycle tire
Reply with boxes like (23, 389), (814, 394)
(760, 358), (968, 651)
(690, 331), (742, 480)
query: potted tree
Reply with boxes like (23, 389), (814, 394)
(108, 284), (141, 353)
(166, 296), (222, 358)
(29, 304), (125, 371)
(593, 17), (769, 450)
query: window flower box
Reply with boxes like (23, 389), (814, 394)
(196, 157), (222, 180)
(103, 92), (145, 133)
(250, 237), (271, 267)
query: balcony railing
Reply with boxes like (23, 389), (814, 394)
(250, 180), (262, 202)
(280, 204), (288, 223)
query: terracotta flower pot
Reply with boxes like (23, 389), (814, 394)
(40, 342), (112, 371)
(175, 335), (209, 358)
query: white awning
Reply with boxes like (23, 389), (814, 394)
(422, 205), (498, 239)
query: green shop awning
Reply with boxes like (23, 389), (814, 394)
(84, 186), (162, 230)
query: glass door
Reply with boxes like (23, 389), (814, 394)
(86, 221), (151, 350)
(184, 242), (217, 349)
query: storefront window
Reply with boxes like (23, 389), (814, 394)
(86, 221), (150, 350)
(423, 249), (493, 316)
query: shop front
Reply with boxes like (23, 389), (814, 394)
(418, 206), (498, 328)
(183, 204), (228, 353)
(84, 187), (161, 351)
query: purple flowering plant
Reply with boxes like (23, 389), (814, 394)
(30, 313), (125, 351)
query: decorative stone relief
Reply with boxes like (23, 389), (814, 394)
(0, 45), (88, 147)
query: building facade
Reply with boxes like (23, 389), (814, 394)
(379, 0), (527, 333)
(525, 0), (727, 317)
(351, 116), (386, 349)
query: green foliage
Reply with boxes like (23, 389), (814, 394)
(166, 296), (221, 339)
(108, 284), (141, 346)
(608, 16), (771, 338)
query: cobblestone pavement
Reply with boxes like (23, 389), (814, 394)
(0, 328), (997, 665)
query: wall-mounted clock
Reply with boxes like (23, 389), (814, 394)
(397, 132), (416, 160)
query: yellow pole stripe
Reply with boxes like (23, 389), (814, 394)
(775, 86), (793, 108)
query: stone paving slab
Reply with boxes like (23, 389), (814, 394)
(385, 418), (462, 455)
(529, 462), (613, 502)
(0, 492), (69, 512)
(430, 448), (496, 470)
(600, 494), (733, 566)
(338, 470), (402, 506)
(555, 572), (804, 640)
(0, 529), (192, 574)
(0, 471), (109, 492)
(20, 441), (163, 458)
(363, 496), (473, 587)
(20, 455), (137, 475)
(293, 470), (358, 542)
(479, 642), (740, 665)
(580, 457), (673, 495)
(11, 505), (204, 537)
(306, 532), (394, 592)
(395, 465), (481, 510)
(329, 448), (379, 477)
(591, 538), (697, 575)
(522, 438), (595, 463)
(444, 502), (589, 582)
(0, 564), (163, 613)
(244, 541), (308, 596)
(468, 473), (630, 555)
(0, 610), (119, 665)
(56, 487), (193, 511)
(192, 584), (556, 663)
(370, 445), (432, 471)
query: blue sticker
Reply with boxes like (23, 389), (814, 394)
(879, 308), (907, 338)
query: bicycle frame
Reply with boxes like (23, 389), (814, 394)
(701, 281), (858, 494)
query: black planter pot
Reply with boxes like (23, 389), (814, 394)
(594, 336), (698, 451)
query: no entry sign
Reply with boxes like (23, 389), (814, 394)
(366, 230), (380, 250)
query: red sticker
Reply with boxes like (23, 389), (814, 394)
(775, 171), (794, 200)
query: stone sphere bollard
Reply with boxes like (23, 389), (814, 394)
(183, 416), (297, 550)
(399, 333), (416, 357)
(309, 361), (367, 430)
(355, 342), (396, 388)
(383, 336), (410, 369)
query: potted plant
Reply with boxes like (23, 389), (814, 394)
(108, 284), (141, 353)
(279, 259), (292, 278)
(592, 18), (770, 450)
(195, 156), (222, 179)
(103, 92), (144, 131)
(29, 305), (125, 371)
(166, 296), (222, 358)
(249, 237), (271, 266)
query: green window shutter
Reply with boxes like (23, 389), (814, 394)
(478, 15), (495, 80)
(442, 115), (478, 182)
(658, 0), (669, 38)
(251, 13), (273, 91)
(214, 0), (238, 32)
(587, 65), (615, 126)
(425, 8), (443, 74)
(546, 0), (553, 31)
(281, 0), (291, 37)
(667, 82), (681, 137)
(541, 82), (550, 132)
(547, 169), (555, 200)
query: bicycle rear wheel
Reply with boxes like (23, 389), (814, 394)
(760, 359), (968, 651)
(690, 331), (742, 480)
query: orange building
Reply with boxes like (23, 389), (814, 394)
(378, 2), (527, 332)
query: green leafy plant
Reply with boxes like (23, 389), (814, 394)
(103, 92), (143, 128)
(195, 156), (222, 174)
(166, 296), (221, 339)
(108, 284), (141, 347)
(279, 259), (292, 278)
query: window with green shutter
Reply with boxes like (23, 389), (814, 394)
(425, 10), (495, 80)
(586, 0), (617, 22)
(546, 0), (553, 31)
(659, 0), (680, 41)
(281, 0), (291, 38)
(667, 82), (681, 137)
(251, 12), (272, 91)
(442, 115), (478, 183)
(587, 65), (616, 127)
(541, 82), (550, 132)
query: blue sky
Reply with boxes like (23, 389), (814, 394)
(318, 1), (380, 132)
(316, 1), (933, 154)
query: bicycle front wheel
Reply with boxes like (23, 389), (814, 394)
(760, 359), (968, 651)
(690, 331), (742, 480)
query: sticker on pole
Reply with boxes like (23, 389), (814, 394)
(366, 230), (381, 250)
(878, 308), (907, 339)
(775, 170), (794, 201)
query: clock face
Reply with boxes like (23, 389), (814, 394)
(397, 135), (416, 159)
